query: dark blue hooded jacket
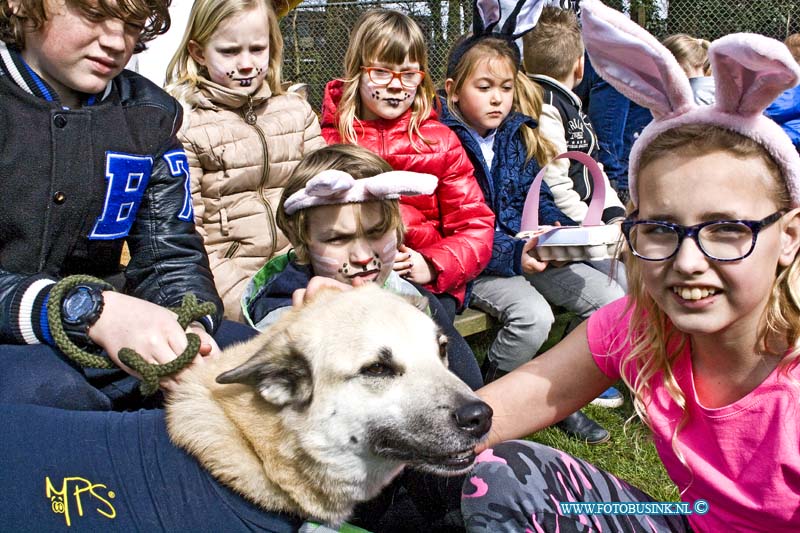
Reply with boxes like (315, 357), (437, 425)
(766, 86), (800, 151)
(438, 96), (575, 278)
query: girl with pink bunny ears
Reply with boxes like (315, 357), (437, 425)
(240, 143), (484, 388)
(460, 1), (800, 531)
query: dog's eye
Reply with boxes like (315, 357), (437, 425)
(360, 362), (394, 377)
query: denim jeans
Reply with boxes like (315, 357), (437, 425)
(589, 258), (628, 293)
(470, 262), (625, 373)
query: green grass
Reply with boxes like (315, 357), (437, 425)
(467, 317), (680, 503)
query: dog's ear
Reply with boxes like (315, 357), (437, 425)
(403, 294), (429, 313)
(216, 345), (313, 410)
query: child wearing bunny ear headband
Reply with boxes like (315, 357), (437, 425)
(241, 143), (484, 389)
(243, 147), (483, 523)
(460, 1), (800, 531)
(440, 0), (625, 444)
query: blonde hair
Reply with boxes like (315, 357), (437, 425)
(522, 7), (584, 81)
(277, 144), (405, 265)
(446, 36), (557, 166)
(786, 33), (800, 64)
(164, 0), (283, 105)
(336, 9), (437, 150)
(622, 124), (800, 484)
(0, 0), (169, 52)
(662, 33), (712, 77)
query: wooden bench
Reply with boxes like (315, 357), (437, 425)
(455, 305), (579, 356)
(454, 307), (497, 338)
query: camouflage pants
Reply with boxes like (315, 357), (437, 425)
(461, 440), (692, 533)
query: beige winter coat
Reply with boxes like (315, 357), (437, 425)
(179, 78), (325, 321)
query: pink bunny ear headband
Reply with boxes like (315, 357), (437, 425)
(282, 169), (437, 215)
(580, 0), (800, 207)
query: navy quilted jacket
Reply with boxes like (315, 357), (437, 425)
(439, 96), (575, 277)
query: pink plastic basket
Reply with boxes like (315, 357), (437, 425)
(516, 151), (622, 262)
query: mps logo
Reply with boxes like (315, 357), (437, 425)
(46, 476), (116, 527)
(89, 150), (193, 240)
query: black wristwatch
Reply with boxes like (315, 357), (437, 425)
(61, 284), (105, 346)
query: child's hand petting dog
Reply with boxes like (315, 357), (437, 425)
(159, 322), (222, 393)
(188, 321), (219, 358)
(92, 293), (209, 368)
(292, 276), (358, 308)
(88, 293), (221, 394)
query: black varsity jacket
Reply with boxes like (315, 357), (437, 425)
(0, 64), (223, 344)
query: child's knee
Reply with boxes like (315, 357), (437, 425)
(506, 296), (555, 330)
(461, 442), (548, 531)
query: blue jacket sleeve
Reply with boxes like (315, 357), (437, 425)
(483, 184), (574, 277)
(781, 118), (800, 148)
(765, 87), (800, 123)
(765, 87), (800, 149)
(482, 231), (525, 277)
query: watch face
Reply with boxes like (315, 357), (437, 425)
(64, 288), (94, 323)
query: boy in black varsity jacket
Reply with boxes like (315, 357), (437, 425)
(0, 0), (254, 410)
(522, 6), (625, 225)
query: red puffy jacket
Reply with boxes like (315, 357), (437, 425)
(321, 79), (494, 305)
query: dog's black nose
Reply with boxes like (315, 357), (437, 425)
(454, 401), (493, 436)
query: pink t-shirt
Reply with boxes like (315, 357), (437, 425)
(588, 297), (800, 533)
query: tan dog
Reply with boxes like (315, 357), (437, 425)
(166, 285), (491, 525)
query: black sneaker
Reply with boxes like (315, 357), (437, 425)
(555, 411), (610, 445)
(480, 358), (508, 384)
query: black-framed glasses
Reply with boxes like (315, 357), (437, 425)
(621, 210), (785, 262)
(360, 66), (425, 89)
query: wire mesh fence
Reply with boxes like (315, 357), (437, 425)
(646, 0), (798, 41)
(279, 0), (800, 110)
(279, 0), (475, 110)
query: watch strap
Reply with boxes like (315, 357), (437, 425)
(61, 283), (106, 348)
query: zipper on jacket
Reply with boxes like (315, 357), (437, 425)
(243, 97), (257, 125)
(224, 240), (241, 259)
(379, 126), (387, 156)
(242, 96), (278, 260)
(581, 115), (598, 203)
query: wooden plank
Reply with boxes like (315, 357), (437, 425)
(454, 307), (495, 337)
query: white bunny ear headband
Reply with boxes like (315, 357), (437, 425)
(445, 0), (547, 78)
(580, 0), (800, 207)
(282, 170), (437, 215)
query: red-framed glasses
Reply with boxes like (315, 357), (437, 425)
(360, 66), (425, 88)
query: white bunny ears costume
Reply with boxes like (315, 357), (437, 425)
(445, 0), (547, 78)
(282, 170), (437, 215)
(580, 0), (800, 207)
